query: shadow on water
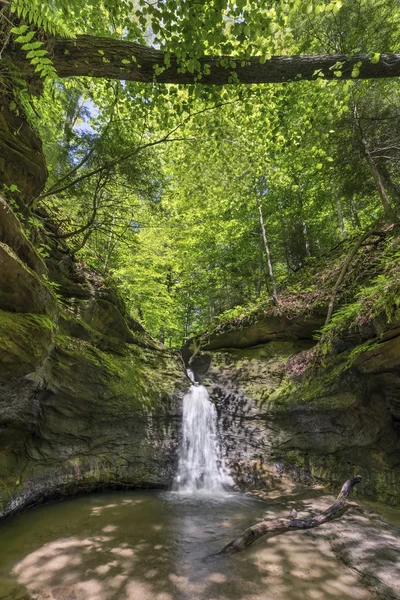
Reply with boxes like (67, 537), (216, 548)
(0, 490), (375, 600)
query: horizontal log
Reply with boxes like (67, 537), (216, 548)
(6, 35), (400, 84)
(219, 475), (362, 554)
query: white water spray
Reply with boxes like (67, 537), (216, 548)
(174, 370), (232, 494)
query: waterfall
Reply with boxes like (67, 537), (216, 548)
(174, 371), (232, 494)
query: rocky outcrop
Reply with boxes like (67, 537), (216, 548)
(189, 339), (400, 506)
(0, 106), (185, 519)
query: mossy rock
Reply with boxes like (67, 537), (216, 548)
(0, 310), (54, 380)
(47, 334), (182, 412)
(0, 243), (57, 316)
(0, 195), (47, 275)
(202, 312), (325, 350)
(203, 341), (312, 402)
(64, 297), (136, 344)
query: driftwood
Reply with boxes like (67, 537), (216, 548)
(219, 476), (362, 554)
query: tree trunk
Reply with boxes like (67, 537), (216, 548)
(219, 476), (361, 555)
(297, 192), (311, 258)
(303, 220), (311, 257)
(255, 239), (264, 298)
(324, 228), (373, 326)
(256, 195), (277, 301)
(335, 191), (347, 239)
(353, 104), (397, 220)
(363, 140), (397, 220)
(6, 36), (400, 85)
(278, 199), (292, 272)
(103, 210), (117, 270)
(350, 195), (361, 228)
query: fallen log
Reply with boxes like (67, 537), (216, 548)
(219, 476), (362, 554)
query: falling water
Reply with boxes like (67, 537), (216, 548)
(174, 371), (232, 494)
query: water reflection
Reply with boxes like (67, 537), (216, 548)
(0, 490), (374, 600)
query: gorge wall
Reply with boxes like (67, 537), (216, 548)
(0, 102), (186, 518)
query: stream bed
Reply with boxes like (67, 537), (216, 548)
(0, 490), (379, 600)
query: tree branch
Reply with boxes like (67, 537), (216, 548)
(43, 95), (118, 197)
(37, 102), (233, 200)
(219, 476), (362, 555)
(48, 171), (108, 239)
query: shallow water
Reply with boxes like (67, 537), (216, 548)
(0, 490), (373, 600)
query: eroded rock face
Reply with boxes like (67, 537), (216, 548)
(201, 312), (326, 350)
(190, 327), (400, 505)
(0, 196), (185, 519)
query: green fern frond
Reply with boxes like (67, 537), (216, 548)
(10, 0), (75, 38)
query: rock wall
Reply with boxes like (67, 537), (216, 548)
(0, 105), (186, 518)
(188, 308), (400, 506)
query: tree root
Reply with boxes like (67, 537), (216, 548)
(218, 476), (362, 555)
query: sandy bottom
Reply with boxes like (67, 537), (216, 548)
(0, 489), (396, 600)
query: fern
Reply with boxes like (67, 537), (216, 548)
(10, 0), (75, 38)
(9, 1), (75, 80)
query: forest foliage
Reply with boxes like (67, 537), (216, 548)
(2, 0), (400, 345)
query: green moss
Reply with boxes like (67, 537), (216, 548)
(268, 364), (359, 411)
(0, 309), (54, 379)
(51, 334), (182, 412)
(277, 450), (306, 469)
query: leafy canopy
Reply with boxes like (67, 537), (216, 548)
(6, 0), (400, 345)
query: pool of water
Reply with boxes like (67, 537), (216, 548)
(0, 490), (373, 600)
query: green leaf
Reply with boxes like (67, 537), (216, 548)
(21, 41), (43, 51)
(26, 49), (48, 58)
(333, 1), (342, 13)
(15, 30), (36, 44)
(10, 25), (29, 35)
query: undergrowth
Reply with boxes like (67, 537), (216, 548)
(203, 224), (399, 345)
